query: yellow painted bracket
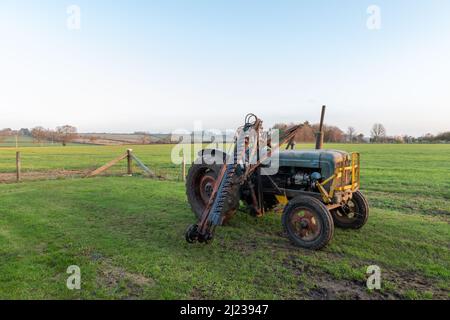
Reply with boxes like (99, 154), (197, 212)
(316, 152), (360, 203)
(275, 195), (289, 205)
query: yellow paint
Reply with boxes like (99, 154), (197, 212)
(317, 152), (361, 203)
(275, 195), (289, 205)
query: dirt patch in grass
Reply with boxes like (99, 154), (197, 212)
(283, 255), (387, 300)
(88, 252), (155, 299)
(99, 263), (154, 296)
(308, 273), (396, 300)
(190, 287), (210, 300)
(282, 253), (449, 300)
(383, 269), (449, 299)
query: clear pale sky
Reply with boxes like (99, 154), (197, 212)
(1, 0), (449, 136)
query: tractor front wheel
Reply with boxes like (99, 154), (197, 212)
(282, 196), (334, 250)
(331, 191), (369, 229)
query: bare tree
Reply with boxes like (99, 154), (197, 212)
(273, 122), (313, 143)
(296, 123), (315, 142)
(0, 128), (13, 143)
(272, 123), (288, 134)
(46, 129), (58, 144)
(88, 135), (98, 144)
(435, 131), (450, 142)
(31, 126), (48, 144)
(325, 126), (345, 143)
(274, 122), (345, 143)
(19, 128), (32, 136)
(347, 127), (356, 143)
(356, 133), (365, 143)
(371, 123), (386, 143)
(311, 124), (344, 143)
(55, 125), (78, 146)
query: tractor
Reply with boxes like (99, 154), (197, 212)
(184, 107), (369, 250)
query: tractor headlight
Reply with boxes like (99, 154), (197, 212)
(311, 172), (322, 182)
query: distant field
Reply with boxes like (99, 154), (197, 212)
(0, 135), (51, 148)
(0, 133), (171, 148)
(0, 136), (79, 148)
(0, 144), (448, 299)
(76, 133), (170, 145)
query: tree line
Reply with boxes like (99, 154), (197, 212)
(0, 125), (78, 146)
(1, 123), (449, 146)
(30, 125), (78, 146)
(272, 122), (450, 144)
(417, 132), (450, 143)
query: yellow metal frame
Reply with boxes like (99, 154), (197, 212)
(316, 153), (360, 203)
(275, 194), (289, 205)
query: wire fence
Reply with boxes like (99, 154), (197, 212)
(0, 146), (190, 184)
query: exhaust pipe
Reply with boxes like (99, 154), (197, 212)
(315, 105), (326, 150)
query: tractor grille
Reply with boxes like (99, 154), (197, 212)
(342, 159), (352, 186)
(335, 153), (360, 192)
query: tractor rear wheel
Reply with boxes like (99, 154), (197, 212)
(282, 196), (334, 250)
(185, 159), (240, 224)
(331, 191), (369, 229)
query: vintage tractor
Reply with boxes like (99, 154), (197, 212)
(185, 107), (369, 250)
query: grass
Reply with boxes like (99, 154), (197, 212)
(0, 136), (79, 148)
(0, 143), (449, 299)
(0, 144), (182, 179)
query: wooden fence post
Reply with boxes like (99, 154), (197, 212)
(182, 155), (186, 182)
(127, 149), (133, 175)
(16, 151), (21, 182)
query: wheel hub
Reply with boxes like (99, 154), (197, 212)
(204, 183), (213, 197)
(338, 202), (357, 219)
(300, 219), (309, 229)
(199, 174), (216, 204)
(290, 209), (321, 241)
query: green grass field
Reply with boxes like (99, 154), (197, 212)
(0, 136), (79, 148)
(0, 144), (449, 299)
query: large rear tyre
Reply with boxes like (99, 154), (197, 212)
(282, 196), (334, 250)
(185, 157), (239, 224)
(331, 191), (369, 229)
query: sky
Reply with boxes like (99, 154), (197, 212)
(0, 0), (449, 136)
